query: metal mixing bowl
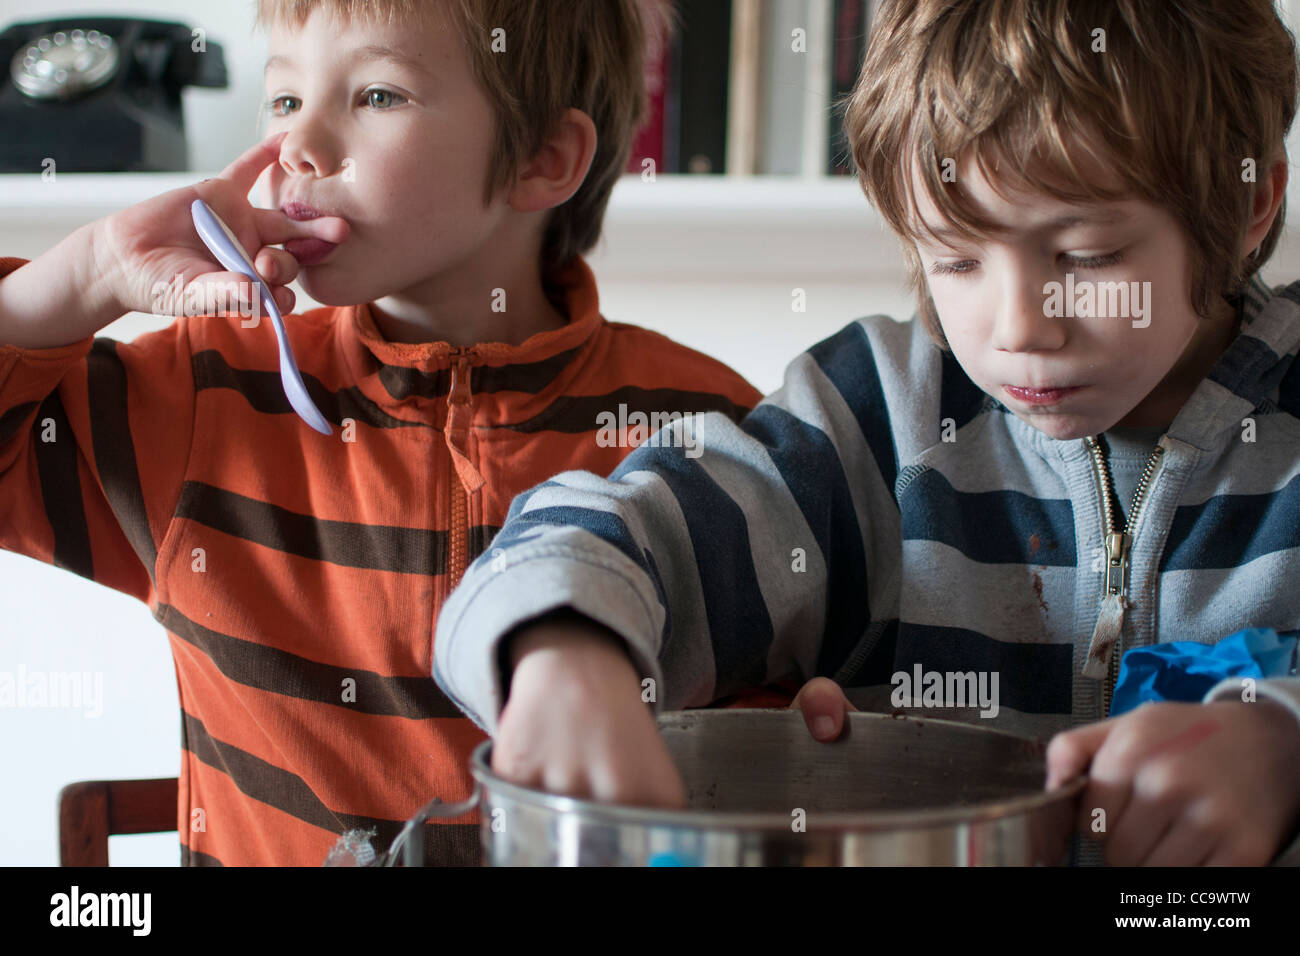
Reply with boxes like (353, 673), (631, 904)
(403, 709), (1086, 866)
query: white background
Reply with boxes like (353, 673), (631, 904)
(1, 0), (1298, 865)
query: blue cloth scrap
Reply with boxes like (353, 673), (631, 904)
(1109, 627), (1300, 717)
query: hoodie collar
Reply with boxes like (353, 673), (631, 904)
(338, 256), (603, 410)
(1167, 272), (1300, 451)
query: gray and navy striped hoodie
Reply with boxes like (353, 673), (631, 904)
(434, 273), (1300, 864)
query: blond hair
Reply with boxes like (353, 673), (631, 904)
(257, 0), (668, 290)
(844, 0), (1298, 350)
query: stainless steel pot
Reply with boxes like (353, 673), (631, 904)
(392, 709), (1086, 866)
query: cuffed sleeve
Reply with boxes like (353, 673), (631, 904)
(434, 318), (907, 734)
(434, 531), (668, 734)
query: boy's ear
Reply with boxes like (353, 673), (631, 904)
(1242, 157), (1289, 257)
(507, 108), (598, 214)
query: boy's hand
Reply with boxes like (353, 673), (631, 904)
(94, 131), (349, 320)
(1046, 700), (1300, 865)
(492, 616), (687, 809)
(790, 676), (858, 740)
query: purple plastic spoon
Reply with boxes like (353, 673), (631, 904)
(190, 198), (332, 435)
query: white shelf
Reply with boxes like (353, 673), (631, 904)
(0, 171), (902, 281)
(6, 171), (1300, 284)
(0, 170), (868, 220)
(0, 172), (204, 224)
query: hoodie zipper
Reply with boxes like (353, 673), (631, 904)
(1082, 435), (1165, 716)
(444, 347), (483, 594)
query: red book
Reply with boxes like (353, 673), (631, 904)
(828, 0), (871, 175)
(626, 16), (669, 174)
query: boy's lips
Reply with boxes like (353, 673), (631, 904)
(1004, 384), (1084, 406)
(280, 201), (346, 265)
(281, 200), (329, 221)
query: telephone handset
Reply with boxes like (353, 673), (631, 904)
(0, 17), (228, 171)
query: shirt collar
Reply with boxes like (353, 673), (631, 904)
(338, 256), (604, 408)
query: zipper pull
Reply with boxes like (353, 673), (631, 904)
(447, 347), (472, 406)
(1083, 530), (1129, 679)
(445, 348), (485, 492)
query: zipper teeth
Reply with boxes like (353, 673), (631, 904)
(1084, 436), (1165, 536)
(446, 347), (474, 592)
(1084, 434), (1119, 717)
(450, 480), (467, 589)
(1084, 437), (1117, 534)
(1129, 445), (1165, 528)
(1084, 434), (1165, 716)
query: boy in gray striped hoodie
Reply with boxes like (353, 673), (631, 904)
(434, 0), (1300, 865)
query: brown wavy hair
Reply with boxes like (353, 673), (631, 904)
(257, 0), (671, 289)
(844, 0), (1298, 350)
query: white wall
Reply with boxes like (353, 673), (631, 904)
(2, 0), (1300, 867)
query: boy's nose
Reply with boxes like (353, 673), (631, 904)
(992, 276), (1067, 353)
(277, 119), (342, 180)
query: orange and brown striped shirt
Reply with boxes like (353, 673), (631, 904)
(0, 255), (760, 865)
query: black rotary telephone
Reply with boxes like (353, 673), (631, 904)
(0, 16), (228, 172)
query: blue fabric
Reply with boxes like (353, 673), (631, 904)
(1110, 628), (1300, 716)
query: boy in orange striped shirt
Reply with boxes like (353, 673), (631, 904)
(0, 0), (759, 865)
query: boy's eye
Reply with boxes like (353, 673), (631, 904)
(262, 88), (408, 116)
(925, 260), (977, 274)
(265, 95), (300, 117)
(1061, 250), (1125, 269)
(363, 88), (407, 110)
(927, 250), (1125, 278)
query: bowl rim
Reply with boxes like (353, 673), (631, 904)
(469, 708), (1088, 832)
